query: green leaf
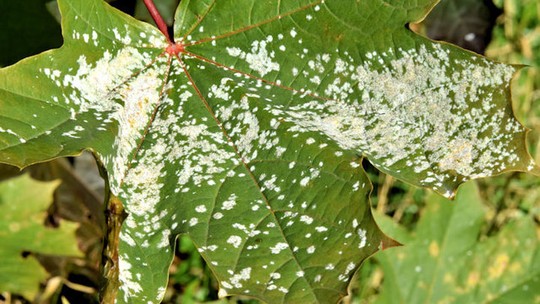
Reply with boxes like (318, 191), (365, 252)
(373, 182), (540, 303)
(0, 174), (81, 300)
(0, 0), (536, 303)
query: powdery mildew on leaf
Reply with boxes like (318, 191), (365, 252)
(0, 0), (536, 303)
(58, 47), (169, 193)
(246, 44), (532, 197)
(187, 0), (535, 197)
(112, 58), (381, 302)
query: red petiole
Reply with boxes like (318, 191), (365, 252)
(143, 0), (185, 55)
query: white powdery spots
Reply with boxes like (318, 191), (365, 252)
(120, 231), (136, 247)
(226, 37), (279, 77)
(438, 137), (474, 175)
(345, 262), (356, 274)
(208, 77), (233, 100)
(110, 63), (163, 193)
(300, 215), (314, 224)
(153, 101), (238, 189)
(112, 27), (132, 44)
(63, 48), (151, 113)
(222, 194), (238, 210)
(315, 226), (328, 232)
(195, 205), (207, 213)
(158, 229), (171, 248)
(223, 267), (252, 288)
(156, 287), (166, 301)
(215, 96), (261, 162)
(119, 255), (143, 301)
(268, 43), (523, 194)
(290, 28), (297, 38)
(358, 229), (367, 249)
(60, 47), (165, 194)
(270, 272), (281, 280)
(227, 235), (243, 248)
(270, 242), (289, 254)
(120, 152), (164, 216)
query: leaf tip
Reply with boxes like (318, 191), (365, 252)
(380, 236), (402, 251)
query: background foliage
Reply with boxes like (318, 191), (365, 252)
(0, 0), (538, 303)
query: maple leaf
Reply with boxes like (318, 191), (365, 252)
(0, 0), (536, 302)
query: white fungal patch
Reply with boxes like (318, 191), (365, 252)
(358, 229), (367, 249)
(345, 262), (356, 274)
(120, 231), (136, 247)
(299, 177), (310, 187)
(264, 43), (525, 195)
(300, 215), (314, 224)
(195, 205), (207, 213)
(290, 28), (297, 38)
(118, 255), (143, 302)
(270, 242), (289, 254)
(112, 27), (132, 45)
(222, 194), (238, 210)
(158, 229), (171, 248)
(227, 235), (243, 248)
(315, 226), (328, 232)
(270, 272), (281, 280)
(60, 47), (166, 196)
(223, 267), (252, 288)
(225, 37), (279, 77)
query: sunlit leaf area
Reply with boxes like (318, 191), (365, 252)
(0, 0), (538, 303)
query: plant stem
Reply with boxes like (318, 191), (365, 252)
(100, 194), (126, 303)
(143, 0), (173, 44)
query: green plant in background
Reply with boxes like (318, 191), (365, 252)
(373, 182), (540, 303)
(0, 0), (539, 303)
(0, 175), (82, 300)
(488, 0), (540, 156)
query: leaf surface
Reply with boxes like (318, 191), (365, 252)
(0, 0), (536, 303)
(0, 175), (81, 299)
(373, 182), (540, 303)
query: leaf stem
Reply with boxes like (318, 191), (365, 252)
(100, 194), (126, 303)
(143, 0), (173, 44)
